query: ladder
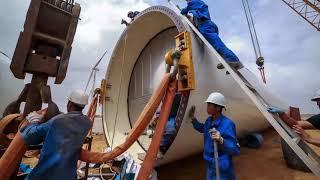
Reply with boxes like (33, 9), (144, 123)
(168, 1), (320, 176)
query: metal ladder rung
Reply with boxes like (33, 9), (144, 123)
(245, 83), (255, 91)
(236, 71), (256, 91)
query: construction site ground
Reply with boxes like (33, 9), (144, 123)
(22, 127), (320, 180)
(157, 128), (319, 180)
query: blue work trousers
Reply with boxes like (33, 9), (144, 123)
(198, 22), (240, 63)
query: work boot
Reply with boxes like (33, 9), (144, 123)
(228, 61), (243, 70)
(217, 62), (243, 70)
(217, 63), (224, 69)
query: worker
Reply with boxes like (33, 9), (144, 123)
(20, 89), (91, 180)
(121, 19), (130, 26)
(128, 11), (140, 22)
(159, 93), (181, 155)
(188, 92), (240, 180)
(268, 89), (320, 129)
(121, 11), (140, 26)
(180, 0), (242, 70)
(268, 89), (320, 146)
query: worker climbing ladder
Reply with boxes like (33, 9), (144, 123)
(168, 1), (320, 176)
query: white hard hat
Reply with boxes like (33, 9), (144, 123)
(68, 89), (89, 107)
(311, 89), (320, 101)
(205, 92), (226, 107)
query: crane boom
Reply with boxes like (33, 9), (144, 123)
(281, 0), (320, 31)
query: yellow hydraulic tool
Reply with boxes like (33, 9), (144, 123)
(165, 31), (195, 92)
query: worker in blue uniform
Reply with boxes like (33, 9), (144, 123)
(159, 93), (181, 155)
(181, 0), (243, 70)
(20, 89), (91, 180)
(189, 92), (240, 180)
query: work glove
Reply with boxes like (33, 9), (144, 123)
(26, 111), (45, 123)
(210, 128), (224, 144)
(188, 105), (196, 120)
(267, 107), (285, 114)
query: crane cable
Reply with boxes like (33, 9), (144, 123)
(241, 0), (266, 84)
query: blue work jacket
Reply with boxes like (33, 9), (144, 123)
(181, 0), (211, 20)
(21, 111), (91, 180)
(192, 114), (240, 179)
(181, 0), (219, 34)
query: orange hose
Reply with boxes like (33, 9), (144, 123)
(84, 95), (98, 137)
(79, 74), (171, 163)
(86, 96), (98, 120)
(0, 114), (21, 148)
(136, 79), (177, 180)
(0, 109), (48, 179)
(0, 133), (28, 180)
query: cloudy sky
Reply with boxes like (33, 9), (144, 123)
(0, 0), (319, 113)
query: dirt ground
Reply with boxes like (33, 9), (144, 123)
(156, 128), (318, 180)
(22, 129), (319, 180)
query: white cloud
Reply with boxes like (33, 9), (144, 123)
(0, 0), (319, 114)
(76, 0), (149, 47)
(225, 35), (253, 59)
(209, 0), (320, 113)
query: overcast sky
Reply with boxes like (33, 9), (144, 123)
(0, 0), (319, 113)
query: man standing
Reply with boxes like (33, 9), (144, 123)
(180, 0), (242, 70)
(189, 92), (240, 180)
(20, 89), (91, 180)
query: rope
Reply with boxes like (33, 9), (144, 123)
(110, 32), (128, 149)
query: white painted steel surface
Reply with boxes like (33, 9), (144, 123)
(103, 6), (288, 165)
